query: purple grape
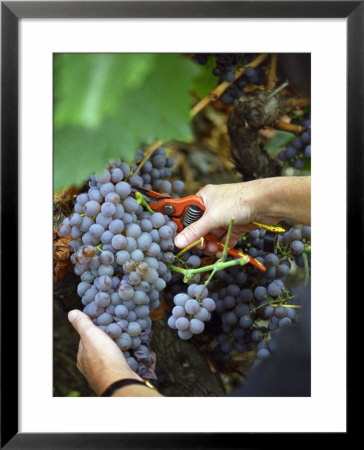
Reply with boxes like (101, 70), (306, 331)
(84, 200), (101, 217)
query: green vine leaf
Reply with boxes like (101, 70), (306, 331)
(54, 54), (202, 191)
(265, 130), (296, 155)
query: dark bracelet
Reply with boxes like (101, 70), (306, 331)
(100, 378), (156, 397)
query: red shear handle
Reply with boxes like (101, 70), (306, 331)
(204, 234), (266, 272)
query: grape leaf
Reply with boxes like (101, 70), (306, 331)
(265, 130), (296, 155)
(190, 56), (219, 98)
(54, 53), (155, 129)
(54, 54), (201, 191)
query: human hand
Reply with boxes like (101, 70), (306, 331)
(68, 309), (143, 395)
(174, 179), (283, 253)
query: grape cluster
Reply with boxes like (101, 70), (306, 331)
(277, 225), (311, 269)
(57, 147), (184, 379)
(162, 224), (310, 373)
(211, 226), (310, 362)
(194, 53), (265, 105)
(163, 224), (310, 368)
(167, 284), (216, 340)
(278, 114), (311, 170)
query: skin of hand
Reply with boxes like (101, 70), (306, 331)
(174, 176), (310, 252)
(68, 309), (143, 395)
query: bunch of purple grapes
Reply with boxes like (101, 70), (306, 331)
(277, 225), (311, 269)
(278, 113), (311, 170)
(194, 53), (265, 105)
(210, 225), (310, 363)
(167, 284), (216, 340)
(57, 147), (184, 379)
(165, 224), (310, 368)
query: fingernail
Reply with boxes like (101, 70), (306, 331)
(175, 234), (187, 248)
(68, 310), (78, 323)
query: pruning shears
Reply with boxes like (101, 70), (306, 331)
(135, 186), (284, 272)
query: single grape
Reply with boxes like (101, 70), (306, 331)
(257, 348), (271, 360)
(239, 289), (253, 303)
(76, 193), (89, 205)
(112, 235), (127, 250)
(115, 250), (130, 265)
(164, 295), (181, 313)
(98, 264), (114, 277)
(239, 315), (252, 329)
(279, 317), (292, 328)
(100, 182), (115, 197)
(109, 219), (124, 234)
(123, 196), (139, 213)
(88, 188), (103, 203)
(194, 307), (210, 322)
(302, 225), (311, 240)
(99, 250), (114, 265)
(150, 212), (165, 228)
(133, 290), (149, 305)
(254, 286), (267, 301)
(251, 329), (263, 342)
(127, 322), (142, 337)
(189, 318), (205, 334)
(95, 292), (111, 307)
(172, 180), (184, 194)
(201, 297), (216, 312)
(173, 293), (190, 307)
(137, 233), (153, 251)
(116, 333), (132, 351)
(97, 313), (113, 326)
(177, 329), (193, 340)
(267, 282), (282, 297)
(96, 213), (112, 228)
(290, 240), (305, 255)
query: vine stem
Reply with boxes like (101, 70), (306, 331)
(169, 257), (249, 281)
(190, 53), (268, 117)
(196, 268), (217, 303)
(169, 217), (248, 287)
(302, 252), (310, 285)
(176, 237), (204, 258)
(267, 54), (278, 91)
(221, 216), (235, 261)
(276, 118), (305, 135)
(135, 191), (154, 214)
(285, 97), (310, 108)
(134, 139), (164, 175)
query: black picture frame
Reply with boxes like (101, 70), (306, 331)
(1, 1), (357, 448)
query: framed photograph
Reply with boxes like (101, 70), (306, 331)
(2, 1), (358, 447)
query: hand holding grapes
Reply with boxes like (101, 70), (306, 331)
(68, 310), (144, 395)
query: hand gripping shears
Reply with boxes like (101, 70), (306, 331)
(135, 186), (284, 272)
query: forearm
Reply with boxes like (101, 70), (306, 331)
(112, 385), (163, 397)
(259, 176), (311, 225)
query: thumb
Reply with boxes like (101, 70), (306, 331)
(68, 309), (95, 338)
(174, 214), (212, 248)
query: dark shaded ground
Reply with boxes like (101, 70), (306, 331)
(53, 273), (95, 397)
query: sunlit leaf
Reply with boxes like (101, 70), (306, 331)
(54, 54), (202, 191)
(265, 130), (296, 155)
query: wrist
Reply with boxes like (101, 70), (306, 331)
(111, 383), (162, 397)
(94, 370), (142, 396)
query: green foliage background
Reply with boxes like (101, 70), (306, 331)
(54, 53), (215, 192)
